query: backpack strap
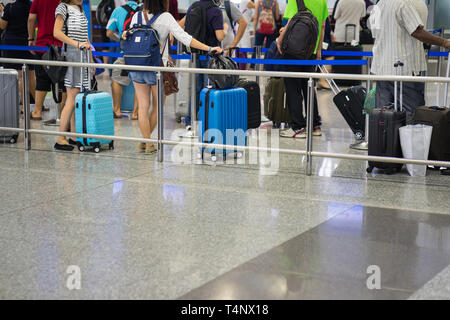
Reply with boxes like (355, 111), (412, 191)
(146, 12), (161, 26)
(137, 10), (143, 25)
(122, 4), (134, 15)
(296, 0), (307, 12)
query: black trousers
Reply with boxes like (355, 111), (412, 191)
(283, 62), (321, 131)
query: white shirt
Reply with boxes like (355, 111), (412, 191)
(371, 0), (427, 76)
(239, 0), (254, 48)
(130, 11), (193, 53)
(333, 0), (366, 43)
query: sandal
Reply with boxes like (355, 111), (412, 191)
(145, 144), (157, 154)
(114, 113), (123, 119)
(137, 142), (146, 150)
(54, 143), (74, 151)
(31, 115), (42, 120)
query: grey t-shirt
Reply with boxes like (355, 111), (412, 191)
(221, 1), (243, 48)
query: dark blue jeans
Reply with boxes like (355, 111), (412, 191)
(185, 58), (208, 126)
(250, 32), (276, 69)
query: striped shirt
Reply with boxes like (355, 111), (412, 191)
(55, 4), (89, 43)
(371, 0), (427, 76)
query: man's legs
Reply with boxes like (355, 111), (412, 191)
(300, 77), (322, 129)
(32, 53), (52, 119)
(282, 77), (307, 136)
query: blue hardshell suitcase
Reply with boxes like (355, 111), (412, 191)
(75, 50), (114, 152)
(199, 87), (247, 157)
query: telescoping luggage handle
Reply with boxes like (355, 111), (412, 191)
(79, 47), (91, 92)
(318, 65), (341, 96)
(345, 24), (357, 45)
(394, 61), (404, 112)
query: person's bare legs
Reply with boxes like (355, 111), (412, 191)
(134, 82), (152, 150)
(32, 90), (47, 119)
(111, 80), (123, 117)
(18, 70), (24, 113)
(57, 87), (80, 145)
(149, 85), (158, 135)
(131, 91), (139, 120)
(28, 70), (36, 102)
(318, 57), (333, 89)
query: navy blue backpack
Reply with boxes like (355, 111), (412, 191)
(122, 11), (161, 67)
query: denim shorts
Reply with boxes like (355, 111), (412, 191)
(129, 71), (157, 86)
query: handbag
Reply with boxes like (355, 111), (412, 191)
(42, 3), (70, 84)
(42, 45), (68, 84)
(161, 39), (179, 96)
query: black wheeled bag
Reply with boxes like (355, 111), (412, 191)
(235, 79), (261, 129)
(367, 62), (407, 174)
(319, 65), (366, 140)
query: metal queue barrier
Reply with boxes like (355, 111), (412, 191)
(1, 57), (450, 177)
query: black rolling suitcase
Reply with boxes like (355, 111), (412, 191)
(319, 65), (366, 140)
(367, 62), (407, 174)
(332, 24), (363, 87)
(235, 79), (261, 129)
(413, 52), (450, 171)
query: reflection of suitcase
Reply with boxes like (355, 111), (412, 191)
(367, 62), (406, 174)
(332, 24), (363, 86)
(264, 78), (291, 128)
(320, 66), (366, 139)
(0, 69), (20, 144)
(235, 79), (261, 129)
(174, 58), (190, 123)
(75, 51), (114, 153)
(413, 53), (450, 163)
(199, 87), (247, 158)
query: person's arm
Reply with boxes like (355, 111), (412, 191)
(178, 16), (185, 29)
(275, 2), (280, 21)
(106, 29), (120, 42)
(27, 13), (37, 44)
(412, 26), (450, 50)
(247, 1), (256, 9)
(316, 20), (326, 60)
(252, 0), (259, 29)
(276, 18), (290, 53)
(0, 5), (7, 30)
(54, 14), (89, 49)
(228, 17), (247, 48)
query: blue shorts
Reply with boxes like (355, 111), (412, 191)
(129, 71), (157, 86)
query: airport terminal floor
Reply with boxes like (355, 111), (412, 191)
(1, 72), (450, 300)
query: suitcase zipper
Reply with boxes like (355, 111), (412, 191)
(82, 93), (88, 146)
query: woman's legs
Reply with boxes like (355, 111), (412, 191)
(134, 82), (152, 148)
(149, 85), (158, 135)
(28, 70), (36, 102)
(57, 87), (80, 145)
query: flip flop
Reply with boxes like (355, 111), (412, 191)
(30, 115), (42, 120)
(114, 113), (123, 119)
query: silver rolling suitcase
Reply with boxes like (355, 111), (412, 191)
(0, 69), (20, 144)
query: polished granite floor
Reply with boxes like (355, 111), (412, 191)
(1, 73), (450, 299)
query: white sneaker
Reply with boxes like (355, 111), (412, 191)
(279, 128), (306, 139)
(261, 115), (270, 122)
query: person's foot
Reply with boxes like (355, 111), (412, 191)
(137, 142), (146, 150)
(145, 143), (157, 154)
(313, 126), (322, 136)
(114, 112), (122, 119)
(54, 142), (74, 151)
(317, 80), (331, 90)
(30, 112), (42, 120)
(131, 113), (138, 120)
(279, 128), (307, 139)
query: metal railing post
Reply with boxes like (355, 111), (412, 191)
(306, 77), (314, 176)
(157, 71), (164, 162)
(22, 64), (31, 150)
(255, 45), (262, 86)
(436, 29), (444, 77)
(191, 52), (198, 138)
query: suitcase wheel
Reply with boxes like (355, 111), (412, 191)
(9, 135), (18, 144)
(355, 131), (364, 141)
(211, 155), (217, 162)
(197, 152), (203, 160)
(109, 141), (114, 150)
(236, 152), (243, 159)
(78, 144), (85, 152)
(94, 147), (100, 153)
(366, 166), (373, 173)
